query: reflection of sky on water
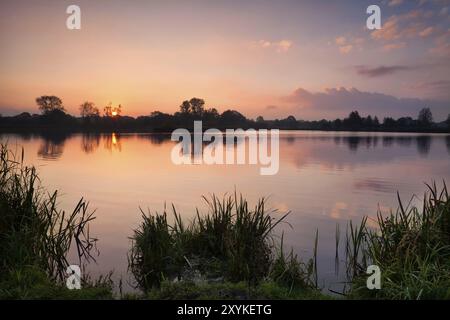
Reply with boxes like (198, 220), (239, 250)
(1, 131), (449, 293)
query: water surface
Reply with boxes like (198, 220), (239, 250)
(2, 131), (449, 292)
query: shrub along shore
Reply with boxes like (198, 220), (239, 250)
(1, 144), (449, 300)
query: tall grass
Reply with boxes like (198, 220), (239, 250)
(344, 182), (450, 299)
(0, 144), (98, 284)
(128, 193), (317, 292)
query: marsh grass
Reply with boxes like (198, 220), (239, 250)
(129, 193), (317, 293)
(269, 234), (317, 291)
(0, 144), (110, 298)
(343, 182), (450, 299)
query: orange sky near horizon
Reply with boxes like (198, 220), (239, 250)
(1, 0), (449, 120)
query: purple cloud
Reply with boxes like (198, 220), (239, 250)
(355, 65), (413, 77)
(284, 87), (450, 120)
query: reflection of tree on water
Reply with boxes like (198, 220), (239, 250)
(446, 136), (450, 155)
(0, 133), (33, 142)
(37, 133), (67, 160)
(332, 135), (428, 155)
(344, 136), (379, 151)
(395, 136), (412, 147)
(286, 136), (295, 145)
(382, 136), (394, 147)
(136, 134), (169, 145)
(104, 133), (122, 152)
(81, 134), (101, 154)
(416, 136), (431, 156)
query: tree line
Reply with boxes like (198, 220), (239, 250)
(0, 95), (449, 133)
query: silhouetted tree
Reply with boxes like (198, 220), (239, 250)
(286, 115), (297, 122)
(343, 111), (363, 129)
(373, 116), (380, 127)
(104, 102), (122, 117)
(36, 96), (65, 115)
(418, 107), (433, 126)
(189, 98), (205, 116)
(79, 101), (99, 118)
(364, 115), (373, 128)
(348, 111), (362, 124)
(383, 117), (396, 129)
(104, 102), (113, 117)
(178, 98), (205, 117)
(179, 100), (191, 114)
(203, 108), (219, 121)
(332, 118), (342, 129)
(397, 117), (414, 128)
(220, 110), (247, 126)
(115, 104), (122, 116)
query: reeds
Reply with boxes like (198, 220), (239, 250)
(128, 193), (317, 292)
(343, 182), (450, 299)
(0, 144), (98, 284)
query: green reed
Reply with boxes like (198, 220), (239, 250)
(0, 144), (98, 284)
(128, 192), (317, 292)
(343, 182), (450, 299)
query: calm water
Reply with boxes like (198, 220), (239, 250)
(2, 131), (450, 292)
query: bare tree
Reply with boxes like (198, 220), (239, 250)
(36, 96), (65, 115)
(114, 104), (122, 116)
(104, 102), (113, 117)
(104, 102), (122, 117)
(79, 101), (99, 118)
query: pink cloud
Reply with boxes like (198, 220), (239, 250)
(388, 0), (404, 7)
(339, 45), (353, 54)
(256, 39), (293, 53)
(419, 26), (435, 37)
(383, 42), (407, 51)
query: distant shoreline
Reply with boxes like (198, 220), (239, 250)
(2, 101), (449, 134)
(1, 127), (449, 135)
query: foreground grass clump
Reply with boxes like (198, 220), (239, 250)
(129, 194), (319, 296)
(346, 182), (450, 299)
(0, 144), (113, 299)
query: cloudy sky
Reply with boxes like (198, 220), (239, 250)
(0, 0), (449, 120)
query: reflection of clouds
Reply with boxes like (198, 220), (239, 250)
(354, 178), (395, 194)
(330, 202), (348, 219)
(377, 205), (391, 216)
(272, 202), (290, 214)
(365, 217), (379, 230)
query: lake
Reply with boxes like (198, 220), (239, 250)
(2, 131), (449, 293)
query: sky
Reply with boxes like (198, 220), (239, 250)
(0, 0), (449, 120)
